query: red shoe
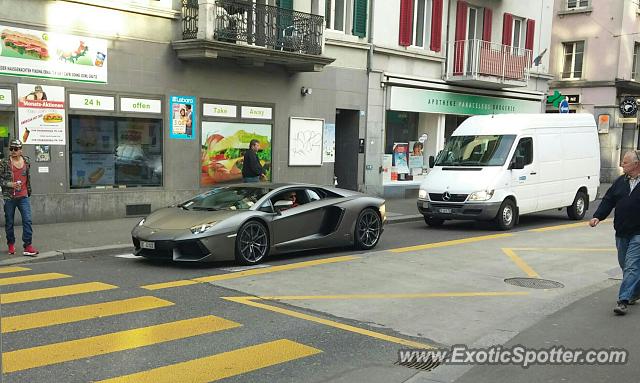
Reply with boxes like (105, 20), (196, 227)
(8, 243), (14, 255)
(23, 245), (39, 257)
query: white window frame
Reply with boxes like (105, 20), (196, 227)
(633, 42), (640, 81)
(562, 41), (585, 79)
(511, 17), (525, 55)
(566, 0), (590, 10)
(325, 0), (348, 32)
(411, 0), (433, 49)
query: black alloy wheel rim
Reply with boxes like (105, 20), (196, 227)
(239, 222), (268, 262)
(357, 211), (381, 247)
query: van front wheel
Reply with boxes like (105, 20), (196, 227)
(494, 200), (517, 230)
(567, 191), (587, 220)
(424, 216), (445, 227)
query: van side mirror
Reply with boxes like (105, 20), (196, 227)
(428, 156), (435, 168)
(510, 155), (525, 170)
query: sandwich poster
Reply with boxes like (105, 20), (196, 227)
(201, 122), (272, 185)
(17, 84), (66, 145)
(170, 95), (195, 140)
(71, 153), (115, 187)
(0, 25), (108, 83)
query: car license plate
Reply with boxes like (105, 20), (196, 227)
(140, 241), (155, 250)
(439, 208), (452, 214)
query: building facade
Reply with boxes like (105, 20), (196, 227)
(363, 0), (555, 197)
(548, 0), (640, 182)
(0, 0), (372, 223)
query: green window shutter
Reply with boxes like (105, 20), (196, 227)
(279, 0), (293, 10)
(277, 0), (294, 36)
(352, 0), (368, 37)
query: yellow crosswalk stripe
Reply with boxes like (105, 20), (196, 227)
(0, 273), (71, 286)
(3, 315), (241, 373)
(2, 296), (175, 333)
(95, 339), (321, 383)
(0, 282), (118, 304)
(0, 266), (30, 274)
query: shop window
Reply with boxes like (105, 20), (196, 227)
(69, 115), (162, 188)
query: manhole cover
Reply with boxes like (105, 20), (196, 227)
(504, 277), (564, 289)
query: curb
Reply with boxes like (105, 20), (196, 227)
(0, 244), (134, 266)
(387, 214), (423, 224)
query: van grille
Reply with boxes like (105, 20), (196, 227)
(429, 193), (468, 202)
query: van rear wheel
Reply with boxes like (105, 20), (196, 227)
(424, 216), (445, 227)
(567, 191), (587, 220)
(494, 199), (517, 230)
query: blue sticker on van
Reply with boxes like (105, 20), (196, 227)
(519, 176), (527, 181)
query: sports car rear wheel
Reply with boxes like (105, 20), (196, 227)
(354, 208), (382, 250)
(235, 220), (269, 265)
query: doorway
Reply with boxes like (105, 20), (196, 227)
(0, 112), (14, 159)
(334, 109), (359, 191)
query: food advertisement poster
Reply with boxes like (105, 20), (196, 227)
(393, 142), (410, 174)
(170, 95), (195, 140)
(201, 122), (272, 185)
(322, 123), (335, 163)
(17, 83), (65, 145)
(0, 25), (108, 83)
(71, 153), (114, 186)
(71, 117), (115, 152)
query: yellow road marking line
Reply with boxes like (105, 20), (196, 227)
(511, 248), (615, 252)
(528, 221), (589, 232)
(0, 266), (30, 274)
(0, 273), (71, 286)
(223, 297), (432, 349)
(502, 248), (540, 278)
(142, 255), (360, 291)
(2, 296), (175, 333)
(389, 234), (514, 253)
(94, 339), (321, 383)
(253, 291), (530, 300)
(0, 282), (118, 304)
(2, 315), (241, 373)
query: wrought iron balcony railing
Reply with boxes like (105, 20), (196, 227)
(181, 0), (324, 56)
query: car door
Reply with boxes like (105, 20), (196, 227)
(509, 137), (538, 214)
(269, 188), (329, 250)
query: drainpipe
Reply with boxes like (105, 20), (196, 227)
(363, 0), (375, 192)
(443, 0), (452, 80)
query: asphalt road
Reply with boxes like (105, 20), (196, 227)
(0, 202), (616, 383)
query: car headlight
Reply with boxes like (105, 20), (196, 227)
(137, 218), (146, 227)
(190, 221), (217, 234)
(468, 190), (494, 201)
(418, 189), (428, 199)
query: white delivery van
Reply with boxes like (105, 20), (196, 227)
(417, 113), (600, 230)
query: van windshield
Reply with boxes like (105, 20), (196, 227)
(435, 135), (516, 166)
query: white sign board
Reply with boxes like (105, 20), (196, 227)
(0, 89), (12, 105)
(120, 98), (161, 114)
(241, 106), (272, 120)
(289, 117), (323, 166)
(69, 94), (115, 111)
(17, 84), (66, 145)
(203, 103), (237, 118)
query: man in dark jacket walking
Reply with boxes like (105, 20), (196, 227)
(591, 150), (640, 315)
(242, 139), (265, 183)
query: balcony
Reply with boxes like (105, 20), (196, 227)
(173, 0), (335, 72)
(445, 40), (532, 88)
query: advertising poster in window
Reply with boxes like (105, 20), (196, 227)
(322, 123), (335, 163)
(0, 25), (108, 83)
(393, 142), (410, 174)
(17, 83), (65, 145)
(70, 117), (115, 152)
(71, 153), (115, 186)
(169, 95), (195, 140)
(201, 121), (271, 185)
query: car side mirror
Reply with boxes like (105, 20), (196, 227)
(510, 155), (525, 170)
(273, 200), (293, 214)
(428, 155), (435, 168)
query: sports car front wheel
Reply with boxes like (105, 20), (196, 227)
(354, 208), (382, 250)
(235, 220), (270, 265)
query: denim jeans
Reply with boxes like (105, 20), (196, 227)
(615, 235), (640, 302)
(4, 197), (33, 247)
(243, 176), (260, 183)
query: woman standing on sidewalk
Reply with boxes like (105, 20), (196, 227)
(0, 140), (39, 257)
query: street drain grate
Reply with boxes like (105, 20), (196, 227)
(395, 355), (443, 371)
(504, 277), (564, 289)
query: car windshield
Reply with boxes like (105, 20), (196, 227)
(181, 186), (272, 211)
(435, 135), (516, 166)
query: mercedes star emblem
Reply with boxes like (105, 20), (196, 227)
(443, 192), (451, 201)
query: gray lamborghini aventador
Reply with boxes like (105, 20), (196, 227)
(131, 183), (386, 264)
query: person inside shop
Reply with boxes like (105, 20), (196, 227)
(242, 139), (265, 183)
(0, 140), (39, 256)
